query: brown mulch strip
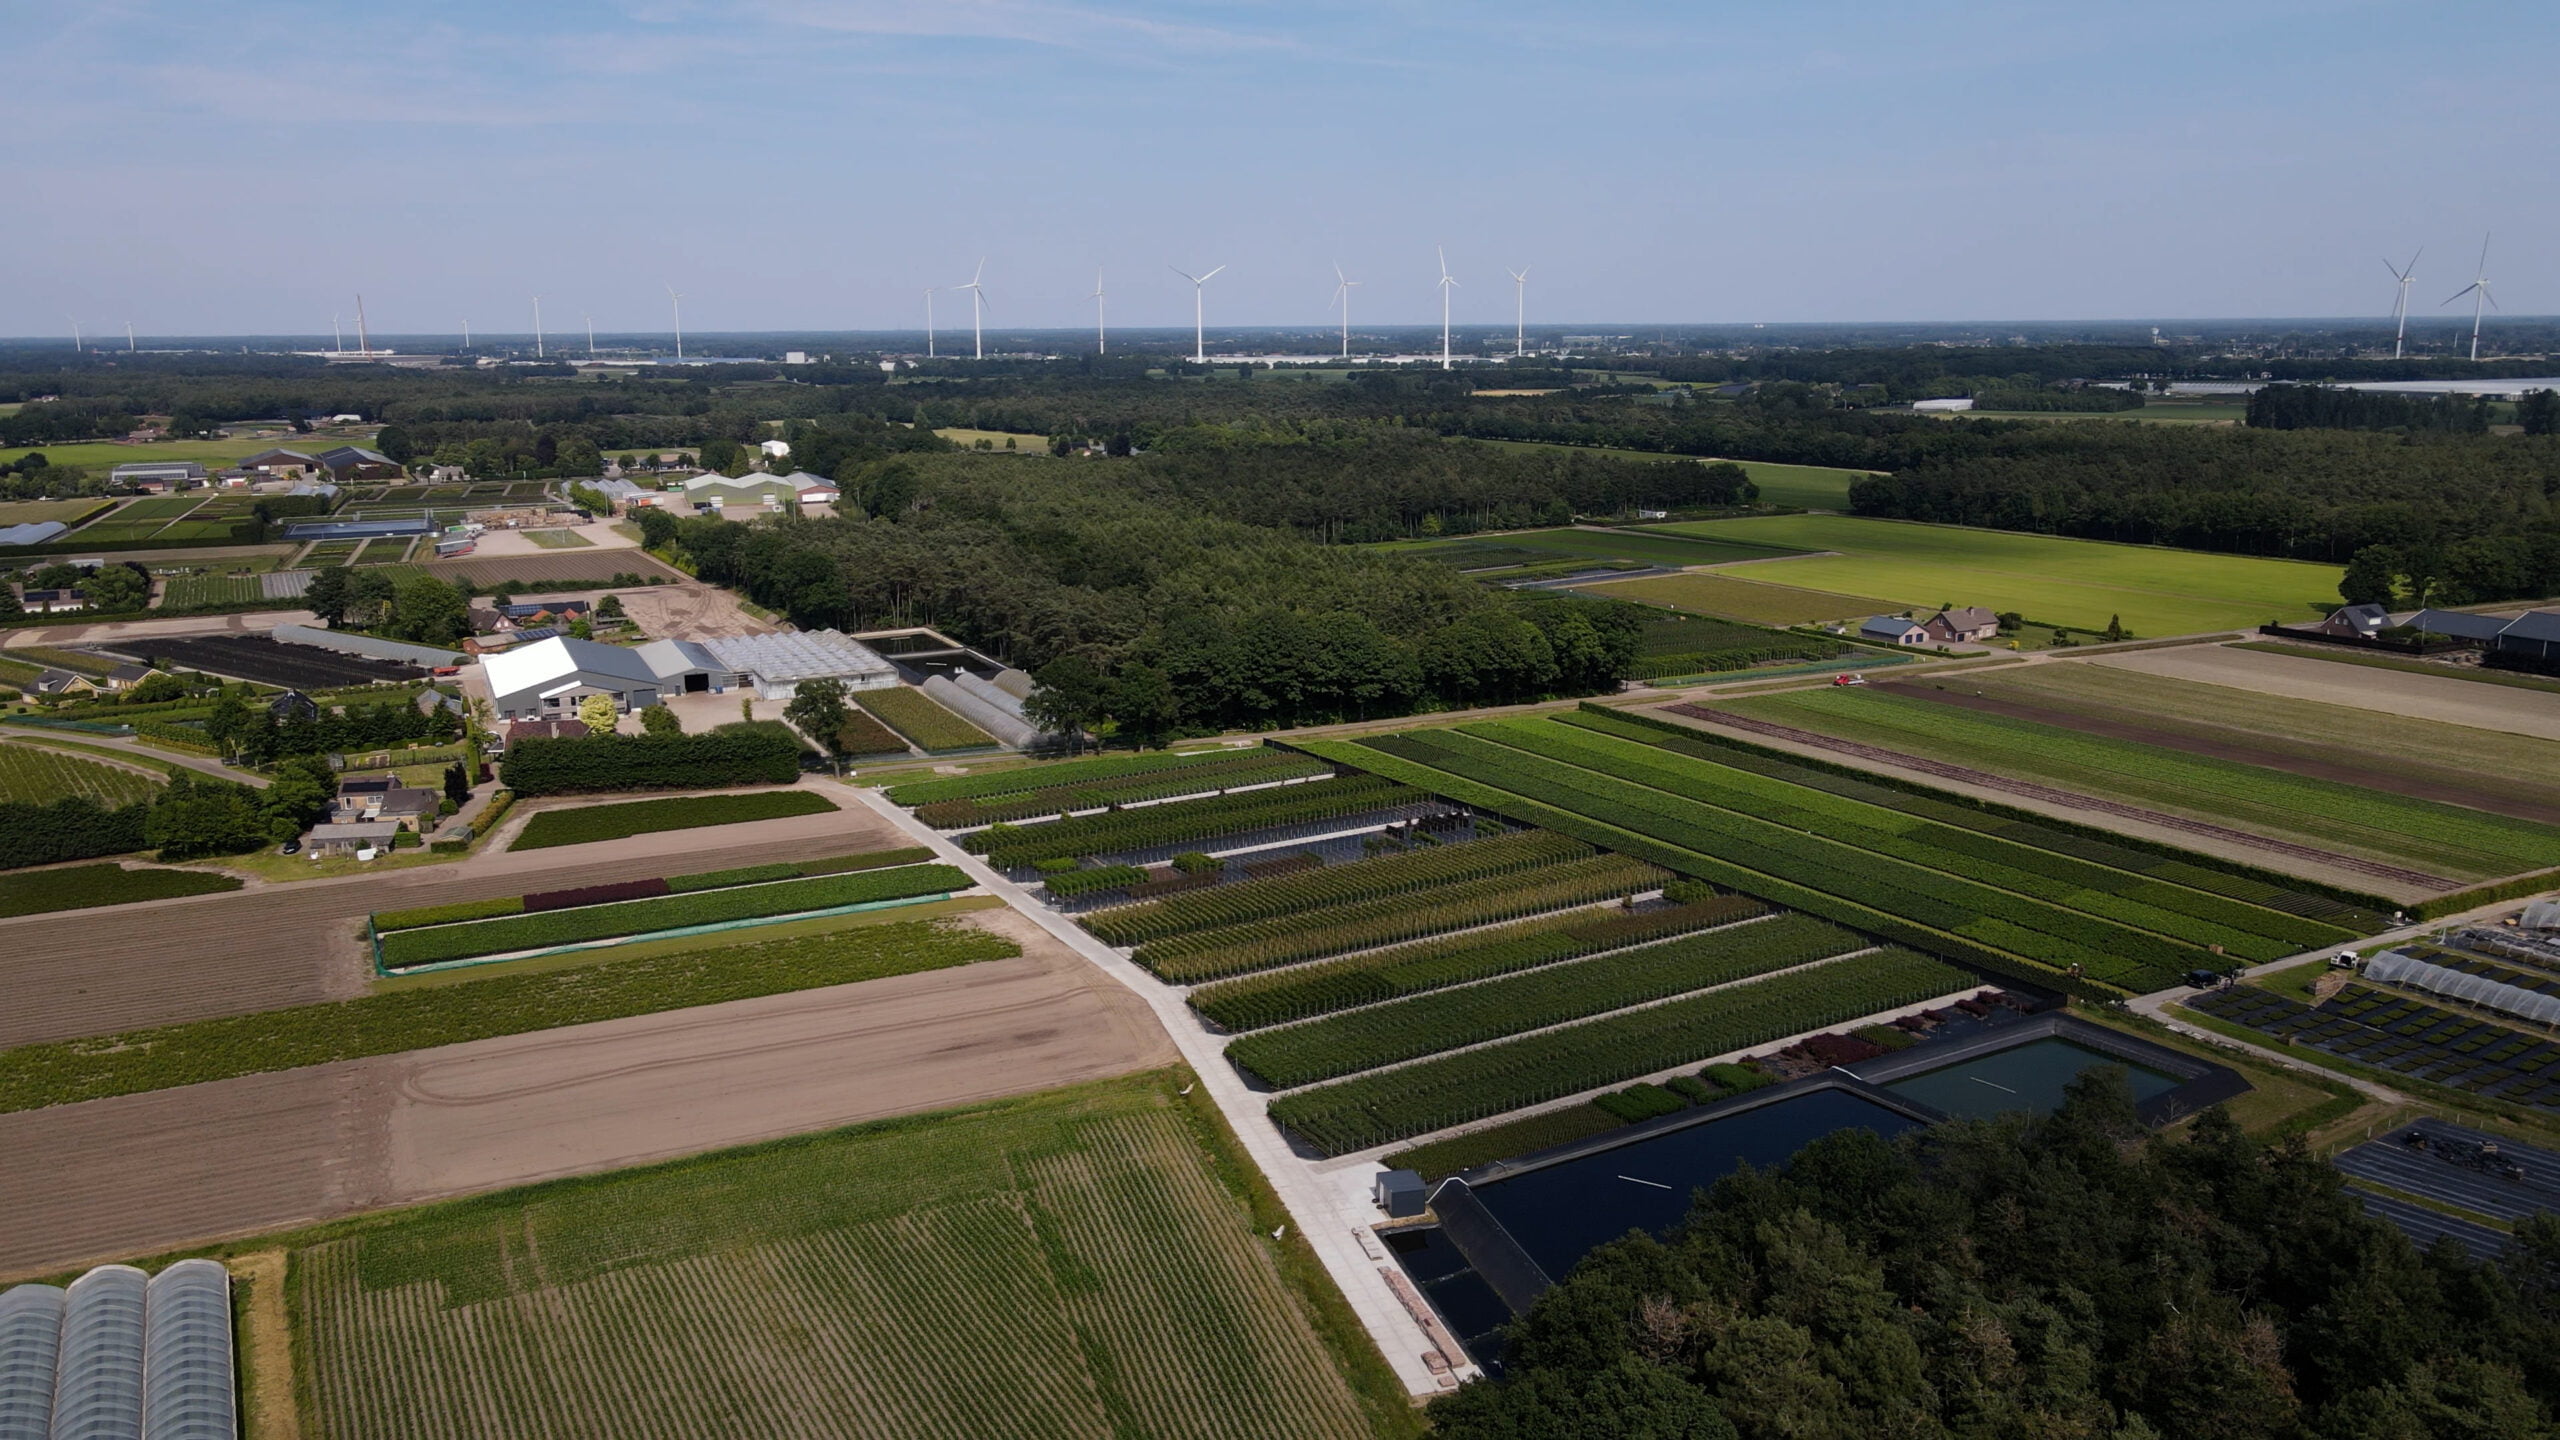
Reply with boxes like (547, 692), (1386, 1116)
(1666, 702), (2454, 892)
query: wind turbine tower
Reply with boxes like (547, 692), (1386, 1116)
(585, 313), (595, 357)
(1171, 264), (1225, 364)
(955, 259), (989, 360)
(1092, 269), (1107, 354)
(922, 288), (938, 358)
(532, 295), (545, 358)
(666, 284), (685, 360)
(126, 322), (136, 353)
(2443, 237), (2494, 363)
(332, 312), (343, 352)
(66, 317), (81, 353)
(2385, 251), (2421, 359)
(354, 295), (371, 356)
(1506, 267), (1530, 357)
(1331, 264), (1361, 359)
(1436, 247), (1460, 370)
(463, 320), (471, 350)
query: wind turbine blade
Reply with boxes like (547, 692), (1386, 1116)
(2485, 288), (2499, 311)
(1201, 265), (1225, 282)
(1170, 265), (1195, 283)
(2384, 258), (2406, 281)
(2442, 284), (2479, 306)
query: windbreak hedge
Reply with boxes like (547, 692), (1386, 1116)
(509, 789), (836, 850)
(377, 863), (968, 967)
(0, 795), (151, 869)
(501, 728), (803, 796)
(0, 862), (241, 919)
(887, 747), (1265, 806)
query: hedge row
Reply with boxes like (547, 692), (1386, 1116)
(886, 746), (1270, 806)
(0, 862), (242, 919)
(523, 877), (669, 912)
(1267, 948), (1965, 1155)
(914, 751), (1328, 829)
(1190, 896), (1767, 1031)
(1046, 864), (1148, 898)
(965, 772), (1414, 869)
(501, 729), (802, 796)
(1083, 829), (1589, 947)
(1372, 728), (2189, 992)
(368, 846), (938, 932)
(0, 794), (150, 870)
(378, 863), (968, 967)
(1228, 914), (1865, 1088)
(508, 789), (837, 851)
(1138, 854), (1667, 985)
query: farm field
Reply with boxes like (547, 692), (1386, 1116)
(2186, 982), (2560, 1110)
(1468, 438), (1877, 510)
(1894, 659), (2560, 815)
(521, 527), (591, 548)
(857, 685), (995, 753)
(1717, 686), (2560, 884)
(901, 746), (1327, 828)
(159, 569), (271, 607)
(962, 771), (1420, 871)
(508, 789), (839, 850)
(932, 426), (1049, 450)
(2232, 641), (2560, 698)
(0, 740), (162, 805)
(286, 1075), (1393, 1440)
(2082, 643), (2560, 743)
(1327, 716), (2359, 994)
(1647, 514), (2346, 635)
(1375, 525), (1807, 572)
(422, 551), (683, 587)
(0, 497), (113, 526)
(1624, 608), (1847, 679)
(0, 435), (314, 472)
(0, 862), (239, 919)
(1576, 569), (1880, 625)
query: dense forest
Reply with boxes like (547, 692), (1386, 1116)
(1435, 1074), (2560, 1440)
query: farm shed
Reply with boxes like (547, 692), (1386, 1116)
(2522, 901), (2560, 932)
(279, 516), (434, 541)
(2406, 608), (2511, 643)
(271, 623), (467, 668)
(108, 461), (206, 488)
(315, 446), (401, 481)
(142, 1260), (235, 1438)
(2363, 949), (2560, 1027)
(633, 638), (735, 694)
(2496, 610), (2560, 661)
(243, 447), (320, 473)
(1859, 615), (1928, 646)
(698, 629), (897, 699)
(483, 635), (669, 720)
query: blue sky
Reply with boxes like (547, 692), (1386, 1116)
(10, 1), (2557, 336)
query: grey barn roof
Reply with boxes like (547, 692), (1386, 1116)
(2405, 608), (2511, 641)
(699, 629), (894, 683)
(271, 623), (467, 666)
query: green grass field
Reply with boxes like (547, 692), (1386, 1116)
(1651, 515), (2344, 635)
(0, 742), (162, 805)
(933, 426), (1048, 451)
(1722, 686), (2560, 884)
(0, 437), (286, 472)
(0, 497), (113, 527)
(521, 528), (592, 549)
(1470, 438), (1876, 509)
(1578, 570), (1881, 625)
(288, 1075), (1402, 1440)
(1953, 401), (2249, 426)
(1376, 526), (1805, 571)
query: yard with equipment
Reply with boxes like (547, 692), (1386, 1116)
(507, 788), (839, 850)
(283, 1076), (1399, 1440)
(1640, 514), (2346, 636)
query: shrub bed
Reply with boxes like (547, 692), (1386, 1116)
(1084, 829), (1589, 947)
(912, 752), (1329, 828)
(887, 747), (1265, 806)
(523, 877), (671, 912)
(1046, 864), (1147, 899)
(1139, 854), (1668, 984)
(1384, 1104), (1627, 1182)
(1268, 948), (1966, 1155)
(834, 710), (910, 758)
(967, 773), (1414, 869)
(508, 789), (836, 851)
(1189, 896), (1767, 1031)
(377, 864), (968, 967)
(0, 862), (242, 918)
(855, 687), (994, 753)
(1226, 914), (1865, 1088)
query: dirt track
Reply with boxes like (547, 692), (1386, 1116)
(2089, 644), (2560, 743)
(0, 911), (1174, 1278)
(0, 783), (906, 1048)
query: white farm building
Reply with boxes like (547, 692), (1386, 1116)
(482, 631), (895, 720)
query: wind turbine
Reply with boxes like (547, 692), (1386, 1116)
(666, 284), (685, 360)
(2384, 250), (2421, 359)
(954, 258), (988, 360)
(1506, 266), (1530, 357)
(1330, 264), (1361, 359)
(354, 295), (371, 356)
(1092, 269), (1107, 354)
(462, 320), (471, 350)
(2443, 236), (2495, 362)
(585, 313), (595, 358)
(531, 295), (546, 358)
(126, 321), (136, 353)
(332, 312), (343, 352)
(1171, 264), (1225, 363)
(66, 317), (81, 352)
(922, 287), (938, 358)
(1436, 246), (1460, 370)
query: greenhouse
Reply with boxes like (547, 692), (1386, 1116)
(2362, 950), (2560, 1028)
(0, 1261), (232, 1440)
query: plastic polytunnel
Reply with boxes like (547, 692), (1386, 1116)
(143, 1261), (233, 1440)
(49, 1265), (147, 1440)
(0, 1284), (65, 1440)
(2363, 950), (2560, 1027)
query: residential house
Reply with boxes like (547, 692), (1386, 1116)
(99, 662), (157, 692)
(1921, 606), (2000, 644)
(267, 690), (321, 722)
(18, 588), (86, 614)
(304, 819), (402, 857)
(333, 782), (439, 826)
(1859, 615), (1929, 646)
(501, 600), (590, 626)
(29, 668), (95, 696)
(2312, 603), (2396, 639)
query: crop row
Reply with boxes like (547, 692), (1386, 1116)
(1189, 895), (1768, 1031)
(0, 862), (240, 920)
(855, 686), (994, 753)
(369, 847), (932, 931)
(1267, 947), (1967, 1155)
(1748, 688), (2560, 876)
(912, 751), (1329, 828)
(375, 863), (969, 967)
(1367, 728), (2191, 991)
(1138, 853), (1667, 984)
(965, 773), (1416, 869)
(886, 746), (1281, 806)
(509, 790), (839, 851)
(1046, 864), (1148, 898)
(1570, 710), (2379, 927)
(1228, 913), (1866, 1088)
(1082, 829), (1590, 946)
(1501, 717), (2347, 958)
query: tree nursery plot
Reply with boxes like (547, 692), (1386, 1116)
(1723, 686), (2560, 883)
(0, 743), (162, 806)
(507, 789), (837, 850)
(289, 1077), (1396, 1440)
(0, 862), (239, 919)
(857, 685), (996, 752)
(1650, 514), (2343, 635)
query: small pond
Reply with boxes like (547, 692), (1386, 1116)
(1881, 1036), (2180, 1120)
